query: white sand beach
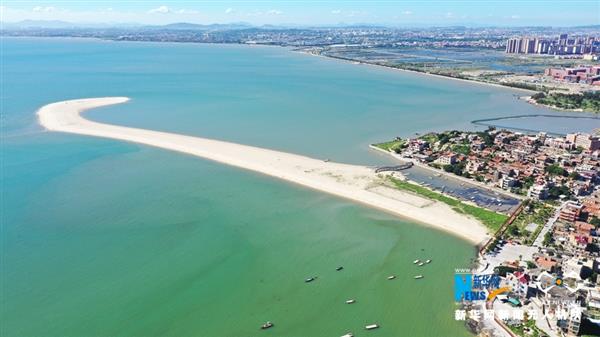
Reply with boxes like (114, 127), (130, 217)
(37, 97), (490, 244)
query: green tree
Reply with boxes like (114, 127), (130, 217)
(543, 231), (553, 246)
(545, 164), (566, 176)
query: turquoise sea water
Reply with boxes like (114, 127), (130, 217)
(2, 38), (598, 337)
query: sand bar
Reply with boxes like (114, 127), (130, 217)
(37, 97), (490, 244)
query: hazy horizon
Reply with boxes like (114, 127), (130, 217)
(1, 0), (599, 28)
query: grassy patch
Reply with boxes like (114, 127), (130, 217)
(388, 177), (508, 231)
(507, 318), (550, 337)
(508, 202), (555, 244)
(372, 139), (405, 153)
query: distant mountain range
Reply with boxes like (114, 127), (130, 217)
(2, 20), (599, 31)
(1, 20), (255, 30)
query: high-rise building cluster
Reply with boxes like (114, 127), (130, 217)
(506, 34), (598, 55)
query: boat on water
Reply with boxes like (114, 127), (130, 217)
(305, 277), (316, 283)
(425, 259), (432, 264)
(365, 324), (379, 330)
(346, 299), (356, 304)
(413, 259), (420, 264)
(261, 322), (274, 330)
(414, 275), (424, 279)
(336, 266), (344, 271)
(387, 275), (396, 280)
(341, 333), (354, 337)
(418, 262), (424, 266)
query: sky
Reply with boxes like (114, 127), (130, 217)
(1, 1), (599, 27)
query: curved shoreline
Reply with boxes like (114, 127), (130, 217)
(301, 51), (537, 94)
(37, 97), (490, 245)
(471, 113), (600, 135)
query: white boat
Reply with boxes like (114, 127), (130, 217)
(341, 333), (354, 337)
(387, 275), (396, 280)
(414, 275), (424, 279)
(425, 259), (432, 264)
(365, 324), (379, 330)
(413, 259), (420, 264)
(261, 321), (274, 330)
(346, 299), (356, 304)
(418, 262), (424, 266)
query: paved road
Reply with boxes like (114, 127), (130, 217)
(533, 203), (563, 247)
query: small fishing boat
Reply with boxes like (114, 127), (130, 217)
(387, 275), (396, 280)
(414, 275), (424, 279)
(346, 299), (356, 304)
(261, 322), (274, 330)
(336, 266), (344, 271)
(413, 259), (420, 264)
(305, 277), (316, 283)
(425, 259), (432, 264)
(418, 262), (424, 266)
(341, 333), (354, 337)
(365, 324), (380, 330)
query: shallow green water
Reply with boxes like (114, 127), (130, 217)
(2, 38), (596, 337)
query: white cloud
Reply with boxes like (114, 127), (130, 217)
(33, 6), (56, 13)
(225, 8), (234, 14)
(510, 14), (520, 19)
(148, 6), (171, 14)
(445, 12), (454, 18)
(331, 9), (342, 15)
(402, 10), (413, 15)
(266, 9), (282, 15)
(176, 9), (199, 14)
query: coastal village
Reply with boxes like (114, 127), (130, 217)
(374, 128), (600, 336)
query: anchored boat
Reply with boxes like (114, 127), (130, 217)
(261, 322), (274, 330)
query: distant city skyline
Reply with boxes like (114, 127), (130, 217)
(1, 0), (599, 27)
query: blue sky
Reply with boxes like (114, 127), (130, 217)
(1, 1), (599, 26)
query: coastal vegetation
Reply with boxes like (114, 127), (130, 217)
(531, 91), (600, 112)
(372, 138), (406, 153)
(388, 177), (508, 231)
